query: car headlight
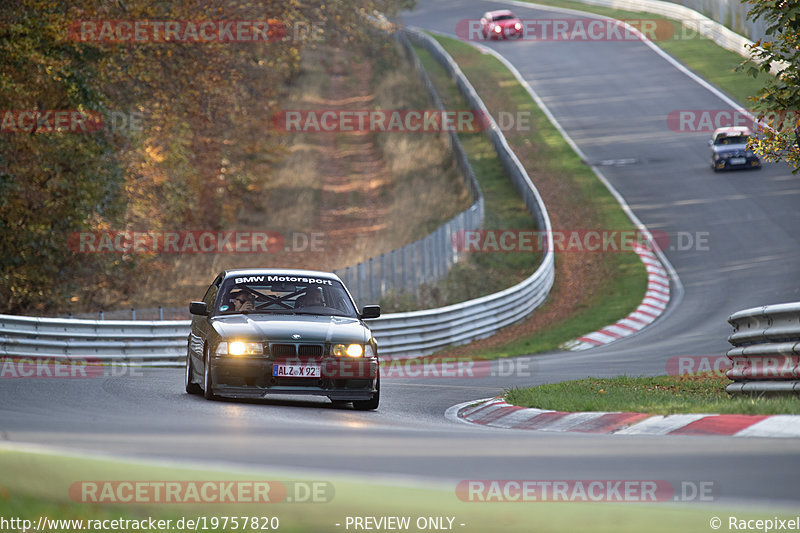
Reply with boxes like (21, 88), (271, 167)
(216, 341), (263, 356)
(494, 25), (501, 33)
(332, 343), (364, 358)
(514, 22), (522, 30)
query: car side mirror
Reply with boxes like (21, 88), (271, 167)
(189, 301), (208, 316)
(360, 305), (381, 319)
(708, 140), (713, 146)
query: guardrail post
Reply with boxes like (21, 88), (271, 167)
(368, 257), (375, 304)
(391, 249), (397, 297)
(380, 252), (387, 300)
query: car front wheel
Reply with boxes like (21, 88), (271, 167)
(203, 346), (216, 400)
(352, 378), (379, 411)
(185, 348), (201, 395)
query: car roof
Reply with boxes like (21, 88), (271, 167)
(485, 9), (517, 18)
(713, 126), (752, 137)
(220, 268), (343, 283)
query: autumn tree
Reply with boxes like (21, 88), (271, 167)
(0, 0), (414, 313)
(740, 0), (800, 172)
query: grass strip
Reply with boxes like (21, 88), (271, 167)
(506, 373), (800, 415)
(0, 447), (788, 533)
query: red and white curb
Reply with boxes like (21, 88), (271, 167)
(447, 397), (800, 438)
(562, 243), (670, 351)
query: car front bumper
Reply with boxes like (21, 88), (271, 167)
(208, 355), (378, 400)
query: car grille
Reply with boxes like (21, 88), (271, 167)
(299, 344), (323, 357)
(269, 343), (324, 358)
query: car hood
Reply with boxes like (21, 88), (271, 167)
(210, 313), (371, 344)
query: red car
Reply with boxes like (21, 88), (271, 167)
(481, 10), (523, 40)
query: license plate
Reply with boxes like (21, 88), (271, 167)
(273, 364), (321, 378)
(730, 157), (746, 165)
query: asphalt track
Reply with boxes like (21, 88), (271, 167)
(2, 0), (799, 517)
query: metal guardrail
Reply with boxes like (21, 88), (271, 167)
(726, 302), (800, 395)
(0, 29), (555, 361)
(0, 314), (187, 363)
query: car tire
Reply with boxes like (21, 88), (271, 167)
(203, 346), (216, 400)
(185, 349), (201, 395)
(352, 378), (379, 411)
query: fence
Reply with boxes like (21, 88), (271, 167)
(726, 302), (800, 395)
(336, 31), (484, 305)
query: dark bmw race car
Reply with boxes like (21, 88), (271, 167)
(185, 269), (381, 410)
(709, 126), (761, 171)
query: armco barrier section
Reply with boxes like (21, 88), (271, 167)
(726, 302), (800, 395)
(0, 314), (188, 363)
(0, 30), (555, 361)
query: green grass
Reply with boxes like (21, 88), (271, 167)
(520, 0), (773, 106)
(420, 34), (646, 358)
(506, 373), (800, 415)
(1, 447), (795, 533)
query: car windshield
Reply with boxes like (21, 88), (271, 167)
(215, 275), (357, 318)
(715, 135), (749, 145)
(494, 14), (516, 21)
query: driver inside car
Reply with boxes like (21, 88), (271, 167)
(230, 290), (255, 312)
